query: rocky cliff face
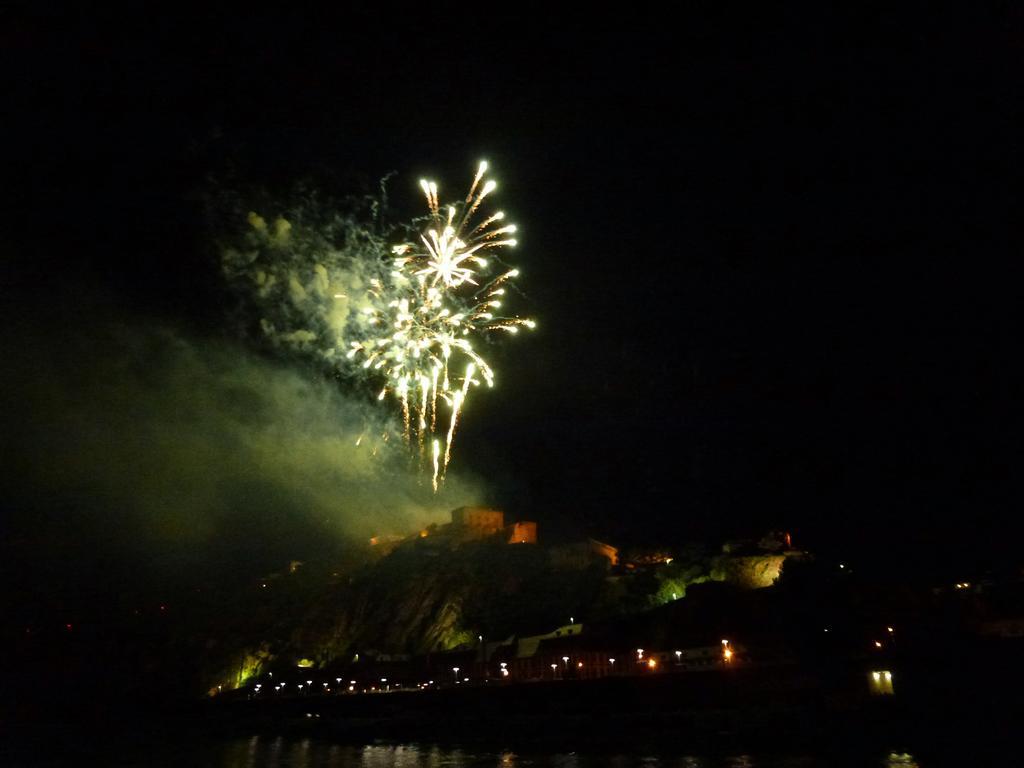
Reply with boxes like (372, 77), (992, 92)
(203, 538), (801, 692)
(205, 537), (616, 690)
(713, 554), (787, 589)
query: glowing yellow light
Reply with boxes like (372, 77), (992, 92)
(431, 439), (440, 492)
(346, 164), (535, 487)
(647, 658), (657, 669)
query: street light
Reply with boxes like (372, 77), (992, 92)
(452, 666), (460, 683)
(562, 656), (569, 668)
(675, 650), (682, 664)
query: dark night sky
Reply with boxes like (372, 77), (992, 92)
(3, 6), (1023, 577)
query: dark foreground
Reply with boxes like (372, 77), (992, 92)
(4, 734), (932, 768)
(4, 653), (1019, 766)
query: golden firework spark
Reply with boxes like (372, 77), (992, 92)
(346, 162), (535, 487)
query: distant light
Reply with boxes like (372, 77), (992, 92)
(874, 641), (882, 648)
(577, 662), (583, 668)
(872, 672), (881, 681)
(609, 658), (615, 665)
(839, 564), (845, 569)
(887, 627), (894, 634)
(647, 658), (657, 669)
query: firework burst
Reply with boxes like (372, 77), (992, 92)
(345, 162), (535, 489)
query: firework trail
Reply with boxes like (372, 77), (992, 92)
(345, 162), (535, 486)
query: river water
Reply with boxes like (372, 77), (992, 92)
(8, 736), (926, 768)
(204, 741), (923, 768)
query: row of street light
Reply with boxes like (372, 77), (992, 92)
(243, 639), (740, 697)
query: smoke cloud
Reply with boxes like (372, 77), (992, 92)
(0, 310), (483, 582)
(217, 187), (398, 372)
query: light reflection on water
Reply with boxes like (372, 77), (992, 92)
(209, 738), (917, 768)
